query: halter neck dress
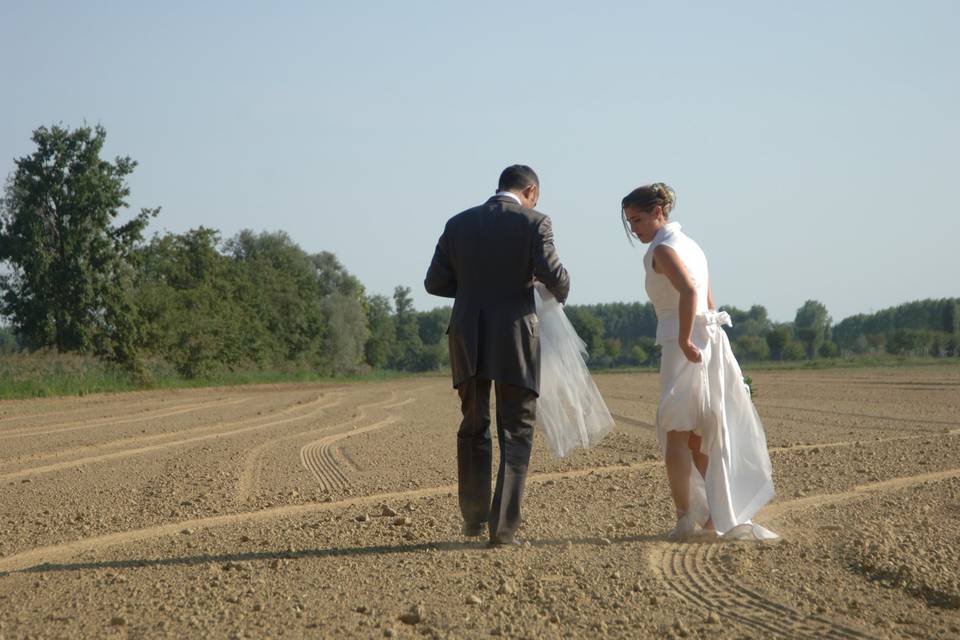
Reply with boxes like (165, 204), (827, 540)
(644, 222), (777, 540)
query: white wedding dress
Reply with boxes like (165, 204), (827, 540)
(534, 285), (615, 458)
(645, 222), (777, 540)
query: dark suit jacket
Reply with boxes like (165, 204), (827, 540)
(424, 195), (570, 394)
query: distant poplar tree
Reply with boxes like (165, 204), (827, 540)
(390, 286), (423, 370)
(794, 300), (831, 359)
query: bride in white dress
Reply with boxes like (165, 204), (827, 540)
(622, 183), (777, 541)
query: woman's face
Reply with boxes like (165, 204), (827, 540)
(623, 205), (665, 243)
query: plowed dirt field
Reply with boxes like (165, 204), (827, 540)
(1, 366), (958, 639)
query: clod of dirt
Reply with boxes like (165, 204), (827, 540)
(398, 604), (425, 625)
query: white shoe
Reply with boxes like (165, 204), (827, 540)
(667, 512), (697, 541)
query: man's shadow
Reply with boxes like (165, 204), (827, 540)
(7, 533), (663, 576)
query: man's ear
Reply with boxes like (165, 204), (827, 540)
(523, 184), (538, 204)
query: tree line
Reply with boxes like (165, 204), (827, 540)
(564, 297), (960, 367)
(1, 125), (956, 380)
(0, 125), (450, 378)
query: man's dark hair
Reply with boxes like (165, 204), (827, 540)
(497, 165), (539, 192)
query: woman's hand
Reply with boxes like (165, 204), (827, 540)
(680, 339), (702, 363)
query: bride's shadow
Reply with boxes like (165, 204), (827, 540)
(11, 533), (664, 576)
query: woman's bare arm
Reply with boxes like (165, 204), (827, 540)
(653, 245), (702, 363)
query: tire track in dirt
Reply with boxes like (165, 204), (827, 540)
(0, 395), (342, 482)
(610, 413), (657, 431)
(648, 466), (960, 640)
(297, 392), (421, 491)
(761, 404), (960, 429)
(0, 396), (252, 440)
(654, 542), (874, 639)
(760, 467), (960, 522)
(0, 394), (234, 426)
(610, 411), (960, 446)
(300, 416), (399, 491)
(0, 393), (324, 470)
(7, 461), (958, 576)
(0, 462), (652, 574)
(234, 391), (405, 501)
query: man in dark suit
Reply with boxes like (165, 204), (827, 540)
(424, 165), (570, 546)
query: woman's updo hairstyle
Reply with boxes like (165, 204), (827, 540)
(621, 182), (676, 242)
(621, 182), (676, 216)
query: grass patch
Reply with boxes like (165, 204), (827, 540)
(0, 351), (418, 400)
(738, 355), (960, 372)
(590, 355), (959, 375)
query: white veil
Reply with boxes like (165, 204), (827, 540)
(535, 285), (615, 458)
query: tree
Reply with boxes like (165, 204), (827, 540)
(135, 228), (256, 378)
(795, 300), (831, 359)
(567, 307), (605, 359)
(817, 341), (840, 358)
(0, 124), (157, 365)
(321, 293), (369, 375)
(781, 340), (806, 361)
(364, 294), (395, 369)
(629, 344), (649, 366)
(309, 251), (368, 374)
(734, 335), (770, 361)
(229, 230), (327, 364)
(414, 307), (451, 371)
(0, 325), (20, 353)
(312, 251), (364, 298)
(389, 286), (423, 370)
(417, 307), (451, 347)
(720, 304), (771, 341)
(766, 323), (793, 361)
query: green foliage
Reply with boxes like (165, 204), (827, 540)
(781, 340), (807, 361)
(0, 124), (157, 366)
(134, 229), (373, 378)
(0, 350), (141, 398)
(567, 307), (605, 358)
(818, 341), (840, 358)
(765, 323), (793, 360)
(743, 375), (755, 398)
(0, 350), (412, 400)
(364, 294), (395, 369)
(721, 305), (772, 341)
(229, 230), (326, 365)
(2, 125), (956, 389)
(795, 300), (831, 359)
(321, 293), (369, 375)
(629, 344), (649, 366)
(832, 298), (960, 357)
(565, 301), (657, 363)
(417, 307), (451, 346)
(135, 228), (256, 378)
(0, 325), (21, 354)
(734, 335), (770, 361)
(308, 251), (368, 375)
(389, 286), (424, 370)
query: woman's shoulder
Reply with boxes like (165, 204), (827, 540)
(660, 225), (710, 268)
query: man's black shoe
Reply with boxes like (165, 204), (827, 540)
(487, 535), (522, 548)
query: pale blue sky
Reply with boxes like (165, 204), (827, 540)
(2, 1), (957, 322)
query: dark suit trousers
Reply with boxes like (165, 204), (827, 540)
(457, 377), (536, 542)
